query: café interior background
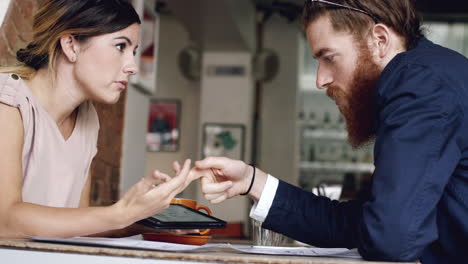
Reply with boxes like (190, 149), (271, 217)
(1, 0), (468, 237)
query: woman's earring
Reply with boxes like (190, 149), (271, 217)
(71, 56), (76, 62)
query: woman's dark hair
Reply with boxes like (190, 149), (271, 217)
(302, 0), (423, 50)
(5, 0), (141, 79)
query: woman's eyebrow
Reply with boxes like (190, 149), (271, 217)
(114, 36), (133, 45)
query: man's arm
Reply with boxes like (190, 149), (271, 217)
(265, 65), (461, 261)
(198, 65), (461, 262)
(356, 65), (461, 261)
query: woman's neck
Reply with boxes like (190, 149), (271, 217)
(25, 68), (84, 126)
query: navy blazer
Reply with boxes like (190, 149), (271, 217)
(262, 38), (468, 264)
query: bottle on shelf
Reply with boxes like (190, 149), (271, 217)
(308, 145), (315, 162)
(337, 114), (345, 130)
(322, 111), (331, 130)
(298, 111), (305, 121)
(307, 111), (317, 130)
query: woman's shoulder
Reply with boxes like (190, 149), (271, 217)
(0, 73), (35, 136)
(0, 73), (31, 108)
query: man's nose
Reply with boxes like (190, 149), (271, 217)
(316, 65), (333, 90)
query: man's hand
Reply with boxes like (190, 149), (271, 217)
(194, 157), (267, 203)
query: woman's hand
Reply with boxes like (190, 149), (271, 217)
(114, 159), (195, 227)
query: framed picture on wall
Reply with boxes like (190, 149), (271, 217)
(202, 123), (245, 160)
(146, 100), (181, 152)
(131, 0), (159, 95)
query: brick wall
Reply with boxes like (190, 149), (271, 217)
(0, 0), (124, 206)
(91, 99), (126, 206)
(0, 0), (40, 66)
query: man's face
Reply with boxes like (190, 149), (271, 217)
(306, 15), (381, 148)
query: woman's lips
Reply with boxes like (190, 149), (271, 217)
(115, 81), (128, 89)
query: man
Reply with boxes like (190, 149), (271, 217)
(194, 0), (468, 263)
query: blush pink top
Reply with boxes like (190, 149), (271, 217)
(0, 73), (99, 208)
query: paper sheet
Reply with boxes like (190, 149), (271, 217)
(32, 236), (223, 251)
(32, 237), (361, 258)
(230, 245), (360, 259)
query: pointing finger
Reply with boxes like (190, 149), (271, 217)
(153, 170), (171, 182)
(190, 168), (214, 181)
(172, 161), (181, 175)
(195, 156), (229, 170)
(163, 159), (191, 196)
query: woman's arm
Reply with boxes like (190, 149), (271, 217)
(0, 103), (193, 239)
(77, 173), (149, 238)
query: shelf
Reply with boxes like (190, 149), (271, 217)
(131, 0), (159, 95)
(296, 120), (320, 126)
(302, 129), (347, 140)
(300, 161), (374, 173)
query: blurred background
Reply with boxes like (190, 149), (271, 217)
(1, 0), (468, 240)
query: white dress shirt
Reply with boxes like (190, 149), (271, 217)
(249, 174), (279, 222)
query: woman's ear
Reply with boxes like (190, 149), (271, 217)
(60, 34), (79, 63)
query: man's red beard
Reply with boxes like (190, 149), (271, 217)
(327, 42), (381, 148)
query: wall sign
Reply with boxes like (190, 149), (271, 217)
(206, 65), (246, 77)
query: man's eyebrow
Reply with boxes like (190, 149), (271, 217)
(313, 48), (333, 59)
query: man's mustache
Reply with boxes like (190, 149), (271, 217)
(326, 85), (345, 101)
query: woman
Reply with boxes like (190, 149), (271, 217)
(0, 0), (195, 238)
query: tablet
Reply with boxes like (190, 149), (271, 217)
(136, 204), (227, 229)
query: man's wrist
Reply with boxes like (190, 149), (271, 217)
(240, 164), (255, 196)
(247, 168), (268, 201)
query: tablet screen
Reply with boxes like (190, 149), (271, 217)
(153, 204), (217, 222)
(137, 204), (226, 229)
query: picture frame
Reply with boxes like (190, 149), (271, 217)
(146, 100), (181, 152)
(202, 123), (245, 160)
(131, 0), (159, 95)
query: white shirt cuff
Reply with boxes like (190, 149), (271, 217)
(249, 174), (279, 222)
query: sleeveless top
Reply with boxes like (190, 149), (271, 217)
(0, 73), (99, 208)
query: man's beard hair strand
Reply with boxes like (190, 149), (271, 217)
(342, 42), (380, 148)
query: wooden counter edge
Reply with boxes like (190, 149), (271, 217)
(0, 239), (419, 264)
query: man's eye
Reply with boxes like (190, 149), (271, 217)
(324, 56), (334, 63)
(116, 43), (126, 51)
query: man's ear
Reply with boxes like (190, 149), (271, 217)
(370, 24), (391, 59)
(60, 34), (79, 63)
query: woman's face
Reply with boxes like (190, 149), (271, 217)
(73, 23), (140, 104)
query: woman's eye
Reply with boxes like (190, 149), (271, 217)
(116, 43), (126, 52)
